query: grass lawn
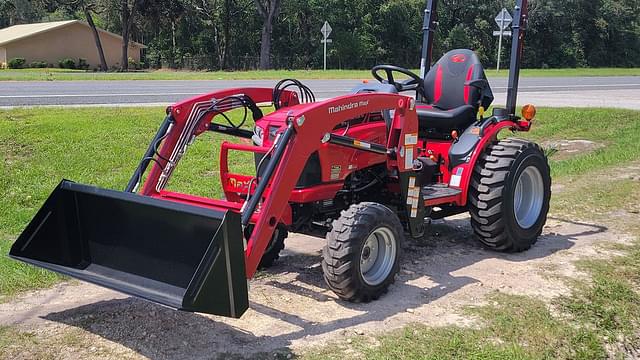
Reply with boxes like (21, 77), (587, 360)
(0, 67), (638, 81)
(513, 107), (640, 178)
(1, 106), (640, 358)
(0, 106), (639, 299)
(0, 106), (256, 299)
(304, 176), (640, 359)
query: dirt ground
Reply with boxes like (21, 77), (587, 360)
(0, 210), (633, 359)
(541, 139), (605, 160)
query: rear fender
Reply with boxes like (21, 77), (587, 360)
(450, 120), (521, 206)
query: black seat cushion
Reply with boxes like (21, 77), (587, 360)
(416, 104), (475, 133)
(419, 49), (493, 135)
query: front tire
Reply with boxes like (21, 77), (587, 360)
(322, 203), (403, 302)
(469, 138), (551, 252)
(245, 225), (288, 269)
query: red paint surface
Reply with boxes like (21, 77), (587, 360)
(434, 65), (443, 103)
(464, 64), (475, 104)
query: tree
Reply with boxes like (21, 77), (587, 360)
(83, 2), (108, 71)
(120, 0), (143, 71)
(0, 1), (16, 28)
(2, 0), (45, 27)
(39, 0), (108, 71)
(254, 0), (280, 69)
(140, 0), (185, 68)
(16, 0), (640, 71)
(197, 0), (242, 69)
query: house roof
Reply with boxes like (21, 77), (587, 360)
(0, 20), (146, 48)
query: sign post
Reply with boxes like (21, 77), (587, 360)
(320, 21), (333, 71)
(494, 8), (513, 71)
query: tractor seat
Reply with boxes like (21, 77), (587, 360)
(416, 104), (475, 132)
(419, 49), (494, 136)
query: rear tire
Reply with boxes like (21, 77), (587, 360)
(322, 203), (402, 302)
(469, 138), (551, 252)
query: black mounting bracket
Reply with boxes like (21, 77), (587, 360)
(418, 0), (438, 102)
(506, 0), (529, 116)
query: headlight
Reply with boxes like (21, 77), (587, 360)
(252, 125), (264, 146)
(268, 126), (280, 142)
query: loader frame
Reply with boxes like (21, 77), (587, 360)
(130, 91), (422, 278)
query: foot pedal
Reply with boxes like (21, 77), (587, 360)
(422, 184), (462, 201)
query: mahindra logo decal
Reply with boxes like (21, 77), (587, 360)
(451, 54), (466, 63)
(228, 177), (251, 190)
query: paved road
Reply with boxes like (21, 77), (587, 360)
(0, 76), (638, 108)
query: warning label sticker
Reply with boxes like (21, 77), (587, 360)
(330, 165), (341, 180)
(405, 147), (414, 170)
(450, 167), (464, 187)
(405, 133), (418, 146)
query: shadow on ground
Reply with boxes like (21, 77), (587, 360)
(43, 216), (606, 359)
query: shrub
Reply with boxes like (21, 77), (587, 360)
(29, 61), (48, 68)
(58, 58), (76, 69)
(77, 58), (90, 70)
(7, 58), (26, 69)
(128, 57), (139, 70)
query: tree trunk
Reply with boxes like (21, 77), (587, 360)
(221, 0), (231, 69)
(84, 8), (108, 71)
(259, 20), (272, 69)
(121, 0), (130, 71)
(170, 20), (176, 68)
(121, 0), (139, 71)
(254, 0), (280, 70)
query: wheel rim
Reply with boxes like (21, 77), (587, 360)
(513, 165), (545, 229)
(359, 227), (397, 286)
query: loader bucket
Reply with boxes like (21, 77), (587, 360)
(9, 180), (249, 318)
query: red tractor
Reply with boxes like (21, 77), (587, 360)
(11, 0), (549, 318)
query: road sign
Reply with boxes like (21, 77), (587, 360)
(320, 21), (333, 71)
(494, 8), (513, 71)
(495, 8), (513, 30)
(321, 21), (333, 39)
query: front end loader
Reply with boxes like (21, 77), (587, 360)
(10, 0), (549, 318)
(11, 89), (422, 318)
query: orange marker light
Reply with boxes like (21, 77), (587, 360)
(522, 104), (537, 121)
(451, 130), (459, 140)
(362, 79), (369, 84)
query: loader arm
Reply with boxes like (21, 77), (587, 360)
(139, 88), (299, 196)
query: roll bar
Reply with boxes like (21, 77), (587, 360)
(418, 0), (529, 116)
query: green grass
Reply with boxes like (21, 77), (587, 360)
(304, 109), (640, 359)
(2, 106), (640, 358)
(0, 325), (120, 359)
(307, 294), (605, 360)
(516, 107), (640, 178)
(0, 106), (255, 300)
(0, 106), (638, 299)
(552, 178), (640, 218)
(0, 67), (638, 81)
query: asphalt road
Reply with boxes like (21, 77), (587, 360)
(0, 76), (638, 108)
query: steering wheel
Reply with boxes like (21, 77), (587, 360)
(372, 65), (424, 93)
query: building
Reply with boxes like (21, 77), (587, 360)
(0, 20), (145, 69)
